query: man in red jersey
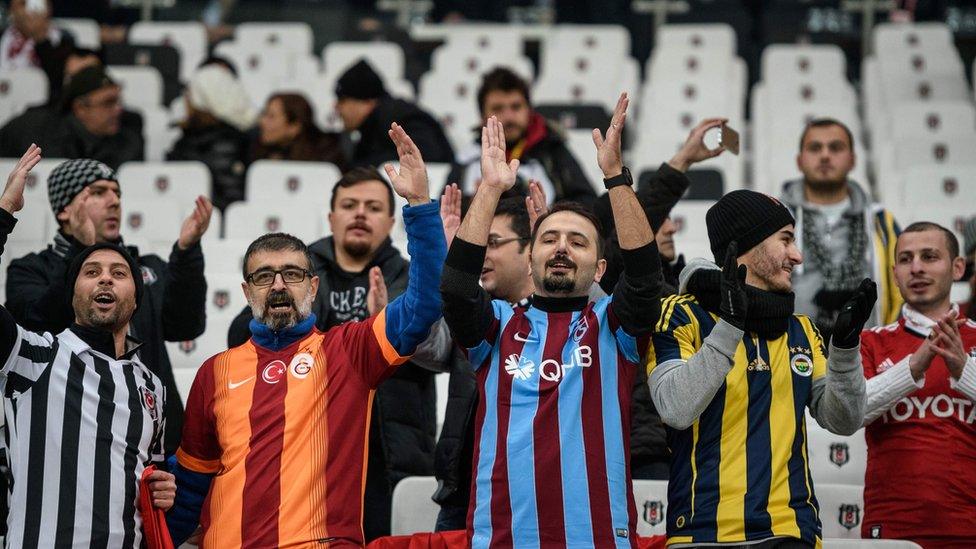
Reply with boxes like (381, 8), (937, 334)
(860, 221), (976, 547)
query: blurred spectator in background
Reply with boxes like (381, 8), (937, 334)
(335, 59), (454, 167)
(780, 118), (901, 339)
(5, 158), (212, 454)
(962, 217), (976, 320)
(0, 0), (75, 99)
(167, 63), (255, 211)
(0, 64), (144, 169)
(447, 67), (596, 205)
(859, 222), (976, 547)
(251, 92), (346, 169)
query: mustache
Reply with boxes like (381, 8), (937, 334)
(265, 290), (294, 309)
(347, 221), (372, 232)
(545, 255), (577, 270)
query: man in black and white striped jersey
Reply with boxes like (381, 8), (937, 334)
(0, 145), (176, 548)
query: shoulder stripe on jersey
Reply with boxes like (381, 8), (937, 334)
(657, 295), (694, 332)
(4, 371), (33, 398)
(176, 448), (221, 474)
(17, 340), (54, 364)
(371, 310), (410, 366)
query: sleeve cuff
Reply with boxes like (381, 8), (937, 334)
(444, 237), (487, 276)
(401, 199), (440, 217)
(828, 343), (863, 373)
(706, 319), (744, 358)
(888, 355), (925, 391)
(620, 242), (662, 278)
(949, 357), (976, 396)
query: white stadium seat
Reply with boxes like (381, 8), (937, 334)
(235, 22), (314, 55)
(204, 274), (249, 319)
(0, 158), (67, 243)
(244, 160), (342, 205)
(117, 161), (212, 204)
(655, 23), (737, 54)
(55, 18), (101, 50)
(631, 479), (669, 536)
(805, 418), (866, 486)
(668, 200), (715, 261)
(887, 101), (976, 141)
(223, 201), (326, 243)
(390, 476), (439, 535)
(430, 24), (525, 60)
(139, 106), (181, 161)
(122, 198), (184, 245)
(108, 65), (164, 111)
(323, 41), (406, 85)
(761, 44), (847, 83)
(816, 483), (864, 539)
(202, 238), (251, 277)
(873, 22), (954, 54)
(563, 130), (604, 195)
(0, 67), (48, 127)
(429, 46), (535, 83)
(128, 21), (207, 82)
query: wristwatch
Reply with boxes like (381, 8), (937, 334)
(603, 167), (632, 190)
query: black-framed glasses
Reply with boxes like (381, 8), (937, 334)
(246, 267), (312, 287)
(487, 236), (529, 249)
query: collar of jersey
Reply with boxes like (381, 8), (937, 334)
(902, 303), (960, 337)
(531, 294), (588, 313)
(250, 313), (317, 351)
(66, 323), (143, 360)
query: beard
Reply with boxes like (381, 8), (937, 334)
(751, 244), (792, 293)
(540, 255), (579, 294)
(804, 173), (847, 192)
(77, 296), (134, 332)
(342, 239), (373, 259)
(251, 289), (315, 331)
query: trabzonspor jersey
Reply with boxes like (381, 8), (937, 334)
(860, 317), (976, 541)
(463, 296), (647, 548)
(176, 311), (408, 547)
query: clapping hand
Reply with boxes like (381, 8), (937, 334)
(830, 278), (878, 349)
(480, 116), (519, 193)
(385, 123), (430, 206)
(929, 310), (969, 378)
(366, 266), (388, 316)
(0, 144), (42, 214)
(177, 195), (213, 250)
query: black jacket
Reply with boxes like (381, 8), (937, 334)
(228, 236), (437, 484)
(0, 107), (144, 170)
(167, 122), (250, 211)
(446, 114), (597, 205)
(350, 96), (454, 168)
(4, 232), (206, 453)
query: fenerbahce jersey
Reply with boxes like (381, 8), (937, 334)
(860, 316), (976, 541)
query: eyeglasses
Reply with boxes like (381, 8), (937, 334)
(245, 267), (311, 287)
(487, 236), (528, 249)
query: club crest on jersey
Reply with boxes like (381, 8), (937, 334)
(869, 525), (882, 538)
(643, 500), (664, 526)
(262, 360), (287, 384)
(289, 353), (314, 380)
(791, 353), (813, 377)
(572, 316), (589, 343)
(839, 504), (860, 529)
(830, 442), (850, 466)
(141, 386), (158, 420)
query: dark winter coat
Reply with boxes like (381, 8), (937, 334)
(350, 96), (454, 168)
(167, 121), (250, 211)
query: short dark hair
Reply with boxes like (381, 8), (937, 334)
(899, 221), (960, 258)
(531, 201), (605, 258)
(330, 167), (395, 216)
(494, 197), (531, 251)
(799, 118), (855, 151)
(242, 233), (313, 279)
(477, 67), (531, 115)
(198, 55), (238, 77)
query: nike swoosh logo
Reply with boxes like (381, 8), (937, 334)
(228, 377), (255, 390)
(513, 332), (535, 343)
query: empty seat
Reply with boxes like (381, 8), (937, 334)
(761, 44), (847, 83)
(0, 158), (67, 243)
(431, 24), (525, 59)
(117, 161), (211, 203)
(533, 65), (636, 115)
(128, 21), (207, 82)
(816, 483), (864, 539)
(888, 101), (976, 141)
(54, 18), (100, 49)
(107, 65), (164, 111)
(104, 44), (182, 105)
(236, 22), (313, 55)
(562, 130), (604, 195)
(668, 200), (715, 261)
(806, 418), (866, 486)
(880, 73), (970, 105)
(323, 41), (406, 85)
(541, 24), (631, 64)
(0, 67), (48, 127)
(139, 107), (181, 162)
(122, 198), (184, 244)
(429, 46), (535, 83)
(873, 22), (955, 56)
(389, 476), (439, 535)
(244, 161), (341, 205)
(655, 23), (737, 54)
(205, 273), (249, 319)
(631, 479), (669, 536)
(418, 72), (482, 151)
(202, 238), (251, 277)
(223, 201), (325, 242)
(888, 165), (976, 227)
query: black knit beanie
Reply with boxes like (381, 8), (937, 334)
(706, 190), (795, 263)
(66, 243), (144, 310)
(334, 59), (387, 100)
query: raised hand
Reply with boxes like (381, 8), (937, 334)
(592, 93), (629, 178)
(719, 242), (748, 330)
(831, 278), (878, 349)
(480, 116), (519, 192)
(178, 195), (213, 250)
(909, 335), (936, 381)
(0, 144), (42, 214)
(669, 117), (728, 172)
(525, 178), (548, 229)
(929, 311), (969, 378)
(366, 266), (388, 316)
(384, 122), (430, 206)
(440, 183), (462, 247)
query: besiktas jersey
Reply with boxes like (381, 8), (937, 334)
(860, 315), (976, 541)
(462, 296), (648, 548)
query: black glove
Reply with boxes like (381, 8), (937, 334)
(830, 278), (878, 349)
(719, 242), (748, 330)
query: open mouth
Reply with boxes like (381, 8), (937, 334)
(908, 280), (931, 291)
(266, 293), (294, 313)
(347, 223), (371, 235)
(93, 292), (117, 308)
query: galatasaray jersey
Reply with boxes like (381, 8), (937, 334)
(648, 295), (827, 546)
(176, 311), (408, 547)
(463, 296), (647, 548)
(860, 315), (976, 541)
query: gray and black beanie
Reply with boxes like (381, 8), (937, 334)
(47, 159), (118, 216)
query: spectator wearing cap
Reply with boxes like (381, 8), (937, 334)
(961, 216), (976, 320)
(335, 59), (454, 167)
(4, 157), (213, 454)
(167, 63), (256, 210)
(0, 0), (76, 100)
(0, 64), (144, 169)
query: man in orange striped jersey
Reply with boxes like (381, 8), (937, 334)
(166, 123), (446, 548)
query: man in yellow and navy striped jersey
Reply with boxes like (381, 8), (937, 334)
(647, 190), (871, 548)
